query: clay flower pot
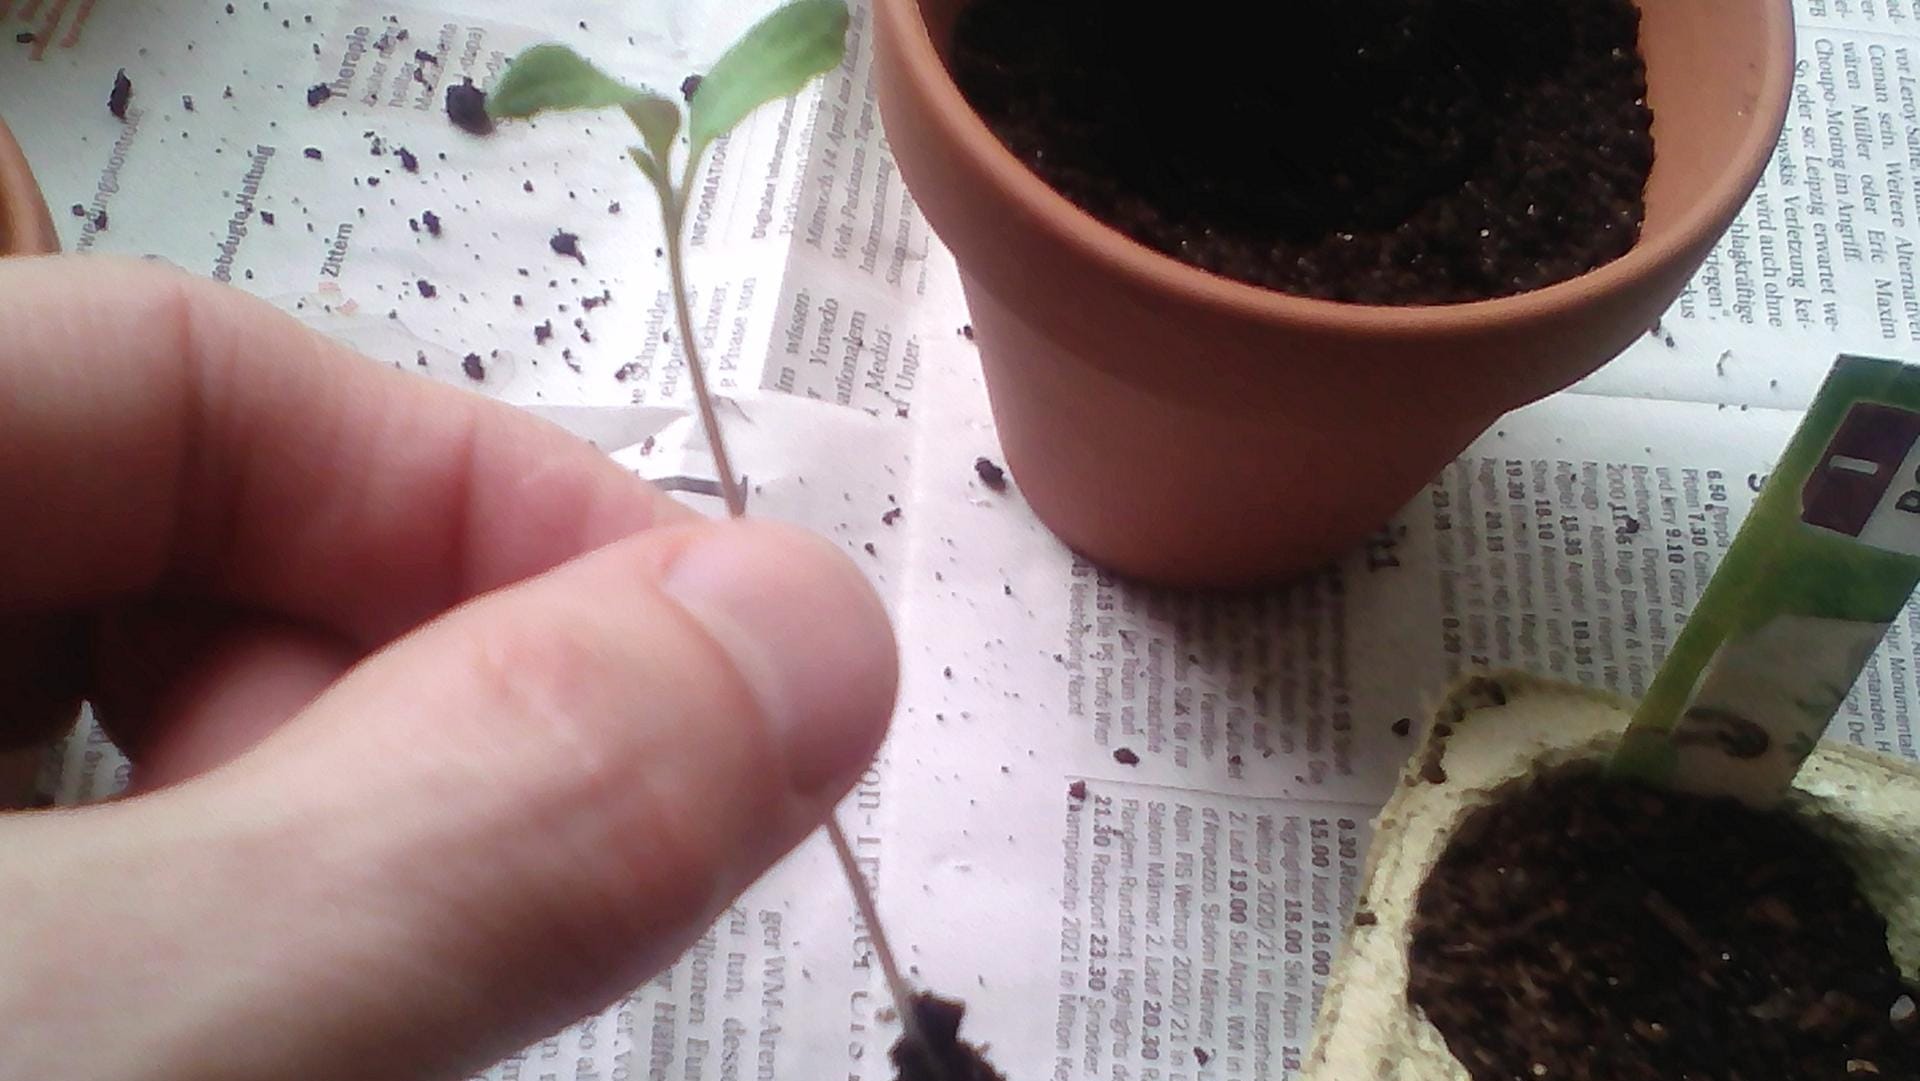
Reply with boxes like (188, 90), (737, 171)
(0, 116), (58, 258)
(874, 0), (1794, 586)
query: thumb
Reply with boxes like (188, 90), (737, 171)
(0, 519), (896, 1081)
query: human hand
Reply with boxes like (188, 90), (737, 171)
(0, 255), (897, 1080)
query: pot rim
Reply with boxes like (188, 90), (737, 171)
(0, 115), (59, 257)
(878, 0), (1797, 337)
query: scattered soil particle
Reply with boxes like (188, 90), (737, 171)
(108, 70), (133, 119)
(1069, 780), (1088, 801)
(951, 0), (1654, 305)
(1113, 747), (1140, 766)
(1194, 1048), (1212, 1066)
(863, 542), (878, 556)
(889, 994), (1008, 1081)
(306, 83), (332, 107)
(608, 201), (622, 214)
(69, 204), (85, 217)
(461, 353), (486, 381)
(959, 324), (974, 340)
(421, 209), (442, 236)
(91, 210), (109, 231)
(550, 230), (585, 264)
(1409, 764), (1920, 1081)
(303, 147), (324, 160)
(15, 31), (35, 43)
(446, 78), (493, 135)
(182, 94), (195, 111)
(882, 507), (904, 526)
(974, 457), (1008, 492)
(1392, 717), (1413, 737)
(681, 73), (704, 102)
(414, 48), (438, 66)
(534, 320), (553, 345)
(1353, 909), (1378, 927)
(415, 279), (438, 298)
(396, 146), (420, 173)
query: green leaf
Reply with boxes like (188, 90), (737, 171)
(627, 146), (667, 191)
(689, 0), (848, 154)
(487, 43), (669, 121)
(623, 98), (682, 165)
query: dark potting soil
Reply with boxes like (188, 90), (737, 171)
(108, 69), (132, 120)
(973, 457), (1008, 492)
(889, 994), (1008, 1081)
(1408, 764), (1920, 1080)
(446, 78), (493, 135)
(949, 0), (1654, 305)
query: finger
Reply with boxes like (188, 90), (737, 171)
(0, 254), (689, 643)
(88, 605), (356, 790)
(0, 517), (898, 1081)
(0, 612), (86, 752)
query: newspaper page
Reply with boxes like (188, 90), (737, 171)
(4, 2), (1920, 1081)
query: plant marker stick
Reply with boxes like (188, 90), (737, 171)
(1613, 355), (1920, 805)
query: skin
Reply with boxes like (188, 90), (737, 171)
(0, 255), (899, 1081)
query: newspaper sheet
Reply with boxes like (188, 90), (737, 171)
(4, 2), (1918, 1079)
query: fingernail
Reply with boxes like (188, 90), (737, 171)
(663, 523), (896, 795)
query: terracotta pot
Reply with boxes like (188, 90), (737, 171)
(875, 0), (1794, 586)
(0, 116), (58, 258)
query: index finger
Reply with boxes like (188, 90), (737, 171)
(0, 255), (690, 642)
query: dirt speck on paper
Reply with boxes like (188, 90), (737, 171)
(550, 230), (586, 265)
(446, 78), (493, 135)
(974, 457), (1008, 492)
(108, 69), (133, 119)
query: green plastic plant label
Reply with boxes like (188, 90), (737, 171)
(1612, 355), (1920, 805)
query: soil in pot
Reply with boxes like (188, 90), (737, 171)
(949, 0), (1654, 305)
(1407, 763), (1920, 1080)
